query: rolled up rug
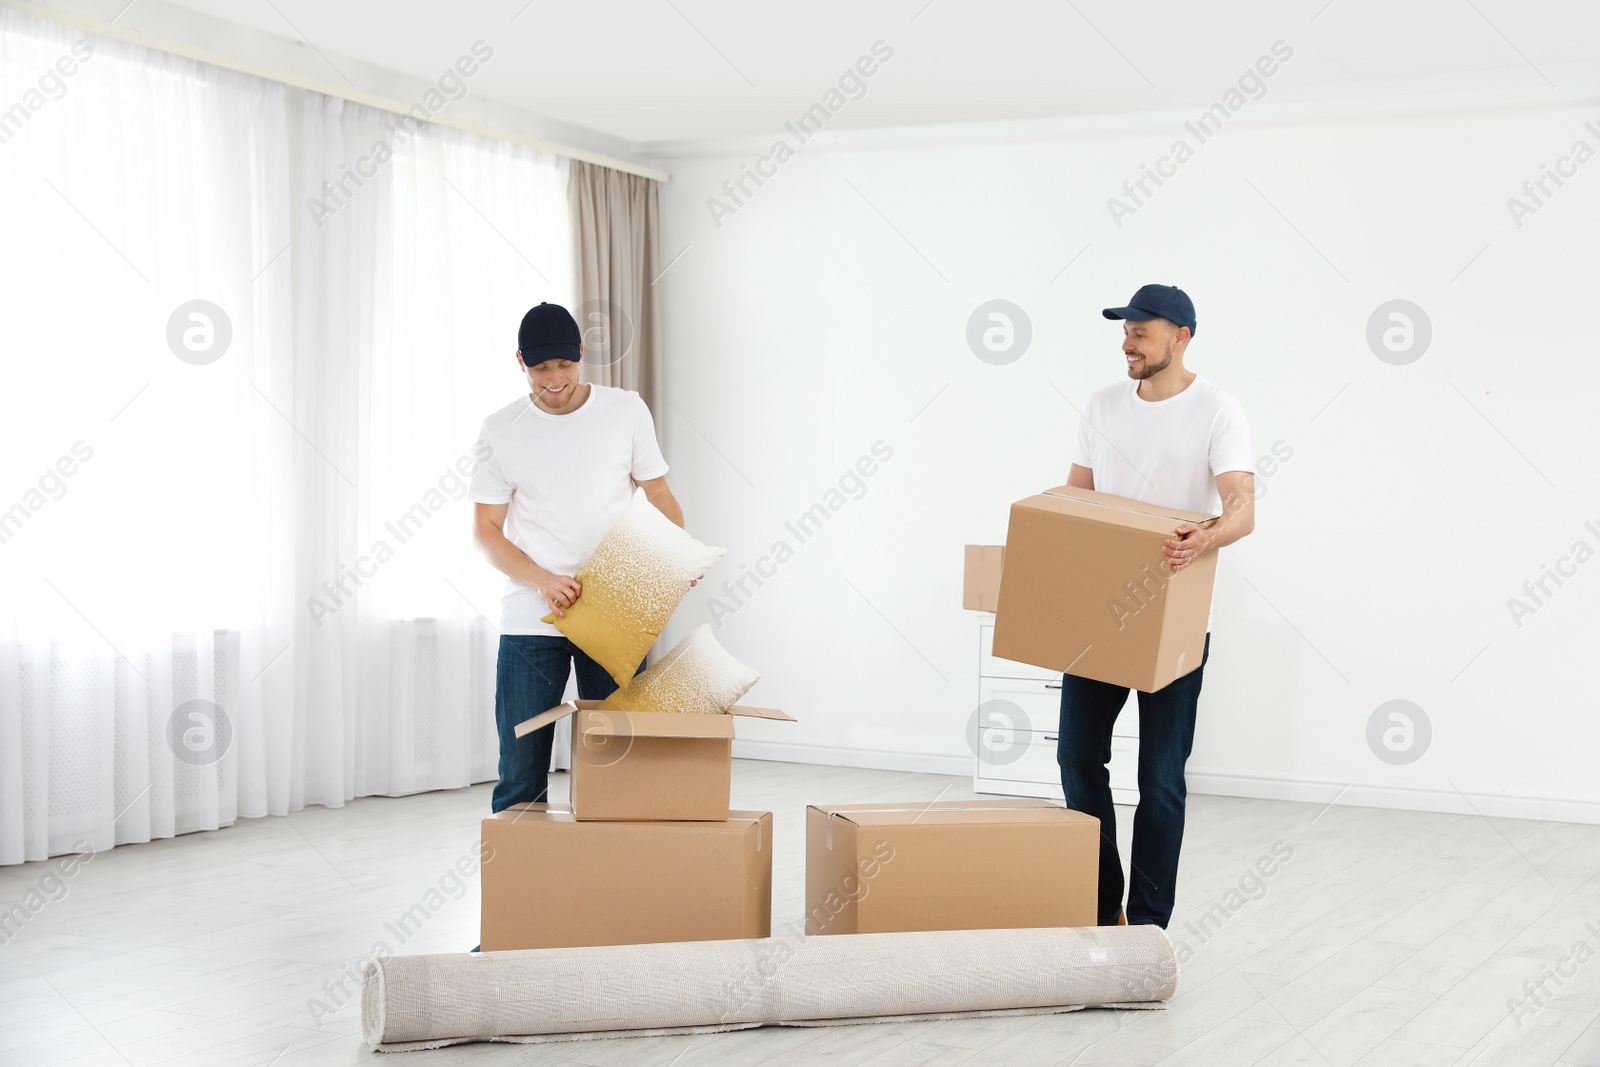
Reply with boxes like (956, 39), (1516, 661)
(362, 924), (1178, 1052)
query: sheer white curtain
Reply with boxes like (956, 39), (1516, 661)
(0, 10), (572, 863)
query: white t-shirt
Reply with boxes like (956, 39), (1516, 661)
(469, 385), (669, 636)
(1070, 374), (1252, 632)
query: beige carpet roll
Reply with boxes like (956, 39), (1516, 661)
(362, 925), (1178, 1052)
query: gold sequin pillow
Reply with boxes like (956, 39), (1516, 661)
(543, 489), (725, 688)
(599, 624), (761, 715)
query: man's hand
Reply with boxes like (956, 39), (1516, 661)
(536, 571), (583, 617)
(1164, 524), (1213, 573)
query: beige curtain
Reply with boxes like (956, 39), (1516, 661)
(568, 161), (661, 416)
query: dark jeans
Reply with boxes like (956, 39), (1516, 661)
(1056, 634), (1210, 928)
(491, 635), (641, 813)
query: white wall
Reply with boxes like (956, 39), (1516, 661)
(652, 92), (1600, 823)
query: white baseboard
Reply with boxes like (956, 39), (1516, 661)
(731, 738), (970, 777)
(730, 740), (1600, 825)
(1185, 770), (1600, 826)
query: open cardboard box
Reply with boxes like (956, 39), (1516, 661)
(993, 484), (1219, 692)
(515, 700), (795, 821)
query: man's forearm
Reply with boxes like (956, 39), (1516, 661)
(644, 488), (684, 527)
(1204, 509), (1253, 553)
(476, 526), (546, 587)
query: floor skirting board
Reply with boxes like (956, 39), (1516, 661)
(1184, 771), (1600, 826)
(732, 738), (971, 777)
(730, 740), (1600, 825)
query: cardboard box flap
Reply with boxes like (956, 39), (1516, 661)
(963, 545), (1005, 612)
(515, 699), (794, 738)
(1039, 484), (1218, 527)
(580, 710), (736, 741)
(514, 701), (578, 738)
(731, 705), (795, 722)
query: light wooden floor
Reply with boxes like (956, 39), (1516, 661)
(3, 760), (1599, 1067)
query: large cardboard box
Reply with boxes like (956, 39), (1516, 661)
(515, 701), (794, 821)
(481, 804), (773, 950)
(805, 798), (1098, 935)
(962, 545), (1005, 611)
(993, 484), (1218, 692)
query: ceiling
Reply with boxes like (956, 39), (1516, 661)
(154, 0), (1600, 147)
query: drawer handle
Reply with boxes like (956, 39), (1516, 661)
(1045, 682), (1062, 690)
(1043, 734), (1058, 741)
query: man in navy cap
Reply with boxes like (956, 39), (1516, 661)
(1057, 284), (1256, 929)
(468, 302), (685, 813)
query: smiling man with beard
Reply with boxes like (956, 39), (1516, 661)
(1057, 284), (1256, 930)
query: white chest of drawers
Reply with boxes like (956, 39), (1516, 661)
(972, 621), (1141, 807)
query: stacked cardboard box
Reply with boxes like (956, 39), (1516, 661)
(481, 803), (772, 951)
(481, 701), (793, 951)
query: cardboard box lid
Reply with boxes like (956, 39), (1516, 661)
(514, 699), (794, 739)
(490, 801), (770, 834)
(1028, 484), (1218, 534)
(810, 798), (1094, 829)
(812, 799), (1088, 825)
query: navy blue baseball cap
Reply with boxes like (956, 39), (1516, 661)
(518, 302), (581, 364)
(1102, 284), (1197, 335)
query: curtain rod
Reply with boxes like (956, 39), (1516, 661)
(2, 0), (671, 182)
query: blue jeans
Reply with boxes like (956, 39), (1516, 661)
(491, 635), (641, 813)
(1056, 634), (1210, 928)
